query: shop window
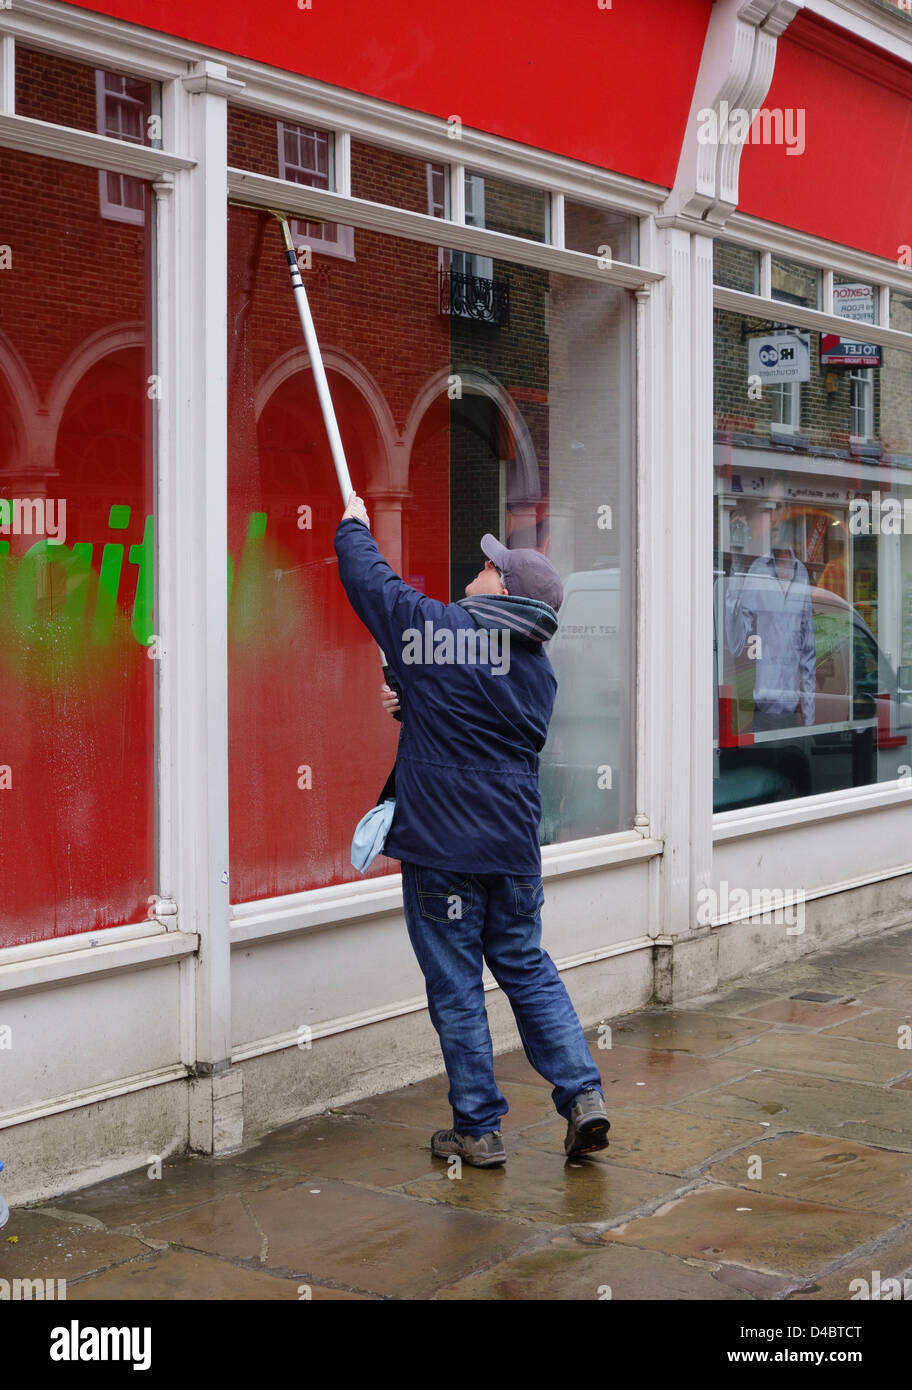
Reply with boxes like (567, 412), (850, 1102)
(15, 46), (159, 139)
(713, 240), (759, 294)
(0, 147), (155, 946)
(833, 275), (878, 326)
(890, 290), (912, 334)
(350, 140), (448, 218)
(771, 255), (820, 309)
(278, 121), (354, 261)
(227, 211), (636, 901)
(16, 49), (158, 232)
(463, 168), (549, 244)
(563, 200), (638, 265)
(714, 308), (912, 814)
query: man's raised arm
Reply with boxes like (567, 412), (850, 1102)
(333, 493), (448, 682)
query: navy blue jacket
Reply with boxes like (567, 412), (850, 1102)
(334, 518), (558, 875)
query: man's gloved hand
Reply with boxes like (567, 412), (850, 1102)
(342, 492), (370, 529)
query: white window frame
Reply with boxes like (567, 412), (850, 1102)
(278, 118), (354, 261)
(95, 68), (147, 225)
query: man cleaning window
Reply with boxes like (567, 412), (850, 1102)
(335, 492), (609, 1168)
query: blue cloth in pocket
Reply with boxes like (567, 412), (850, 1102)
(350, 798), (396, 873)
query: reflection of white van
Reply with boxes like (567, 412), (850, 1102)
(540, 570), (629, 841)
(715, 580), (912, 809)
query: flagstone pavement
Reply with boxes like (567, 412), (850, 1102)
(4, 924), (911, 1300)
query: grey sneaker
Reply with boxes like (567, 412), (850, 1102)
(564, 1088), (610, 1156)
(431, 1128), (506, 1167)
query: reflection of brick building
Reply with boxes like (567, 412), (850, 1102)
(0, 48), (156, 946)
(713, 243), (891, 456)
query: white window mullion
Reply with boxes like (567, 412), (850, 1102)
(821, 268), (834, 316)
(0, 34), (14, 115)
(451, 162), (466, 225)
(335, 129), (351, 196)
(551, 191), (565, 250)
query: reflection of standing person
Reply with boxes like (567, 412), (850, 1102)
(725, 499), (816, 731)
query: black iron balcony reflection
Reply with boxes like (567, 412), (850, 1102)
(439, 267), (510, 326)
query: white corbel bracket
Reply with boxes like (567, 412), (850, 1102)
(181, 60), (246, 100)
(152, 170), (175, 199)
(662, 0), (804, 230)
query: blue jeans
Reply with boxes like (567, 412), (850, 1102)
(400, 861), (603, 1137)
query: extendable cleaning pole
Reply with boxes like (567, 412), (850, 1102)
(266, 210), (399, 711)
(269, 211), (354, 506)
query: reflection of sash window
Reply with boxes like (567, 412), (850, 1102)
(96, 71), (148, 225)
(278, 122), (354, 261)
(770, 380), (800, 435)
(434, 172), (494, 298)
(850, 368), (874, 442)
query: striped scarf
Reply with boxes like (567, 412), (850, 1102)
(457, 593), (559, 647)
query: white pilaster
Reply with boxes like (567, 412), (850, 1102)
(164, 62), (244, 1125)
(655, 226), (697, 940)
(691, 230), (716, 915)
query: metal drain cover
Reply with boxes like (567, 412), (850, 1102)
(789, 991), (841, 1003)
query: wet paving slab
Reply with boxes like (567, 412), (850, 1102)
(822, 1008), (912, 1046)
(672, 1069), (912, 1151)
(67, 1248), (376, 1300)
(705, 1132), (912, 1216)
(8, 922), (912, 1300)
(589, 1044), (759, 1106)
(401, 1142), (682, 1226)
(742, 962), (895, 1000)
(678, 986), (787, 1016)
(713, 1030), (911, 1085)
(807, 938), (912, 978)
(32, 1159), (281, 1229)
(225, 1113), (441, 1187)
(785, 1221), (912, 1301)
(434, 1238), (753, 1300)
(740, 997), (876, 1028)
(0, 1207), (147, 1283)
(853, 977), (912, 1011)
(124, 1176), (534, 1299)
(599, 1184), (895, 1279)
(605, 1009), (772, 1055)
(524, 1104), (768, 1177)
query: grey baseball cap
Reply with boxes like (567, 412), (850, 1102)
(480, 534), (564, 612)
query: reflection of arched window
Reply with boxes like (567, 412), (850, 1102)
(405, 367), (542, 598)
(257, 368), (380, 505)
(56, 346), (149, 503)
